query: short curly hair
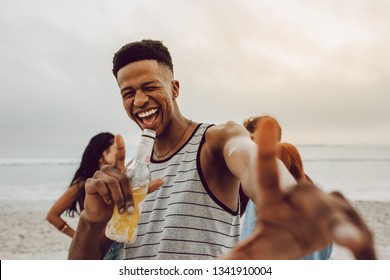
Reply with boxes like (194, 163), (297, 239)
(112, 39), (174, 78)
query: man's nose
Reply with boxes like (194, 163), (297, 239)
(133, 91), (149, 107)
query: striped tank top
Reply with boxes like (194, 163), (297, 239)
(123, 123), (240, 260)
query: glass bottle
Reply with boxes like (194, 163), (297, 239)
(105, 129), (156, 243)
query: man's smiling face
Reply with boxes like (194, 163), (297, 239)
(117, 59), (179, 135)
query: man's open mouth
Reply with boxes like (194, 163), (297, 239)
(137, 108), (159, 126)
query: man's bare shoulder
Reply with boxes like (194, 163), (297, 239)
(205, 121), (250, 149)
(208, 121), (249, 137)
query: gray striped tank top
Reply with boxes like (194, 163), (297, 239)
(123, 123), (240, 260)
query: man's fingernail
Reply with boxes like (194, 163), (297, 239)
(127, 206), (134, 214)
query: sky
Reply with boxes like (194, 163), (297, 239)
(1, 0), (390, 159)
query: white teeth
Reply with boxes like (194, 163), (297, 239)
(138, 109), (158, 118)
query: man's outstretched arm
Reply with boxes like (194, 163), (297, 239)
(223, 118), (376, 260)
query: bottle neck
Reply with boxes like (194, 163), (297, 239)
(133, 135), (155, 164)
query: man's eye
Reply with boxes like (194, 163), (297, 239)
(144, 87), (158, 92)
(123, 91), (135, 99)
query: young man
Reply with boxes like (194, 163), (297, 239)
(68, 40), (375, 260)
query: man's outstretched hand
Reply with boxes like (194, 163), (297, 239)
(225, 118), (376, 260)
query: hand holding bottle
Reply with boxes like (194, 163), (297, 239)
(105, 129), (157, 243)
(83, 134), (163, 225)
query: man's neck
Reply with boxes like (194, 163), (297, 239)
(153, 117), (195, 160)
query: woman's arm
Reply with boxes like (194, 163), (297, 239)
(46, 181), (83, 238)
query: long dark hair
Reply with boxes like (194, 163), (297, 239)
(66, 132), (115, 217)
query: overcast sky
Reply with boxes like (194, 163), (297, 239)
(1, 0), (389, 159)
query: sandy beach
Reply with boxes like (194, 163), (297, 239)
(0, 199), (389, 260)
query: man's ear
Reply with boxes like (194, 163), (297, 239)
(172, 80), (180, 98)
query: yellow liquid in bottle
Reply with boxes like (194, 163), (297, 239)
(105, 187), (148, 243)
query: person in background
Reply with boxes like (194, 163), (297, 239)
(243, 115), (283, 142)
(239, 115), (282, 218)
(46, 132), (123, 260)
(240, 115), (333, 259)
(223, 118), (374, 260)
(276, 142), (333, 259)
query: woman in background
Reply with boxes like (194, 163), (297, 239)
(46, 132), (123, 260)
(276, 142), (333, 260)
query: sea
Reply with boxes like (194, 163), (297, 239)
(0, 145), (389, 202)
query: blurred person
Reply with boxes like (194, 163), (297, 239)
(240, 116), (333, 259)
(276, 142), (333, 259)
(239, 115), (281, 216)
(46, 132), (123, 260)
(223, 117), (374, 259)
